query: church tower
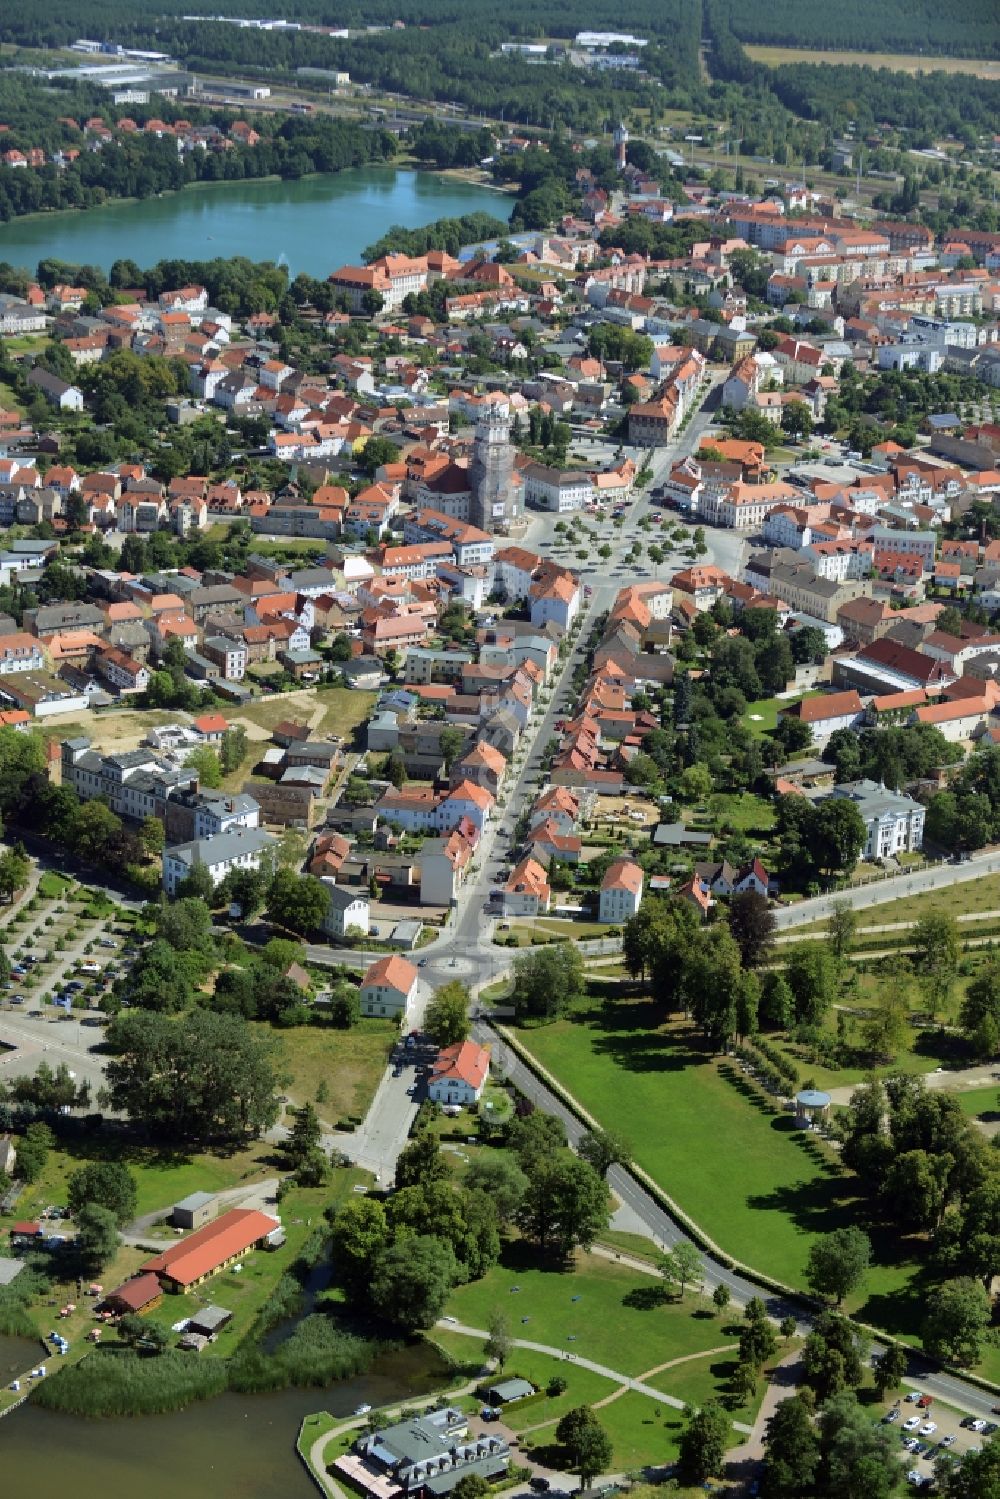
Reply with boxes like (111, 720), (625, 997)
(470, 399), (518, 531)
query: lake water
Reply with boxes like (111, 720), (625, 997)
(0, 1339), (454, 1499)
(0, 168), (509, 279)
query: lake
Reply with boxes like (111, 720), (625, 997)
(0, 1339), (454, 1498)
(0, 168), (509, 279)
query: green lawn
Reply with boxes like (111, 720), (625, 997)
(260, 1016), (394, 1125)
(742, 691), (823, 738)
(647, 1343), (772, 1427)
(0, 1137), (280, 1227)
(951, 1085), (1000, 1121)
(787, 872), (1000, 937)
(704, 792), (776, 834)
(444, 1246), (737, 1379)
(519, 1001), (930, 1340)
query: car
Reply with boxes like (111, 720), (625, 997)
(972, 1419), (988, 1432)
(903, 1416), (921, 1431)
(919, 1422), (937, 1436)
(10, 995), (24, 1004)
(984, 1422), (999, 1435)
(912, 1443), (928, 1457)
(906, 1473), (927, 1490)
(884, 1409), (900, 1424)
(529, 1481), (550, 1493)
(941, 1434), (956, 1446)
(902, 1438), (919, 1452)
(905, 1393), (921, 1403)
(960, 1417), (976, 1429)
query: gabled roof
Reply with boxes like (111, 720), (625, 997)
(361, 953), (418, 995)
(430, 1039), (489, 1091)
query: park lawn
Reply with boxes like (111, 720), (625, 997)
(950, 1085), (1000, 1120)
(646, 1343), (773, 1428)
(260, 1017), (395, 1123)
(317, 687), (378, 743)
(36, 871), (74, 900)
(444, 1245), (731, 1379)
(518, 1001), (924, 1334)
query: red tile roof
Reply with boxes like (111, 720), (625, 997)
(142, 1208), (278, 1288)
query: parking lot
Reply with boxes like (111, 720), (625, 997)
(0, 871), (139, 1100)
(884, 1389), (997, 1488)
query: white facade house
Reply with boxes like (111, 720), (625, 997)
(162, 827), (276, 897)
(358, 954), (419, 1020)
(523, 463), (594, 513)
(598, 858), (644, 923)
(320, 880), (371, 939)
(427, 1040), (490, 1107)
(828, 779), (925, 861)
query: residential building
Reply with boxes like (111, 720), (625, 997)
(358, 954), (419, 1020)
(598, 857), (644, 923)
(427, 1039), (490, 1106)
(319, 880), (371, 940)
(161, 827), (276, 897)
(827, 779), (925, 860)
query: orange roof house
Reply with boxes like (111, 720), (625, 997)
(142, 1209), (279, 1292)
(428, 1039), (490, 1102)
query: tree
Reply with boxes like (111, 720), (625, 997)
(801, 1312), (864, 1400)
(14, 1120), (53, 1184)
(187, 744), (222, 789)
(818, 1392), (897, 1499)
(370, 1235), (458, 1330)
(827, 899), (857, 967)
(0, 846), (30, 902)
(761, 1392), (820, 1499)
(74, 1201), (119, 1272)
(451, 1478), (490, 1499)
(555, 1407), (613, 1491)
(438, 726), (465, 773)
(395, 1132), (448, 1190)
(517, 1153), (610, 1258)
(104, 1008), (279, 1143)
(677, 1401), (730, 1487)
(328, 1196), (389, 1291)
(578, 1128), (631, 1179)
(138, 814), (165, 858)
(485, 1309), (511, 1371)
(662, 1240), (703, 1299)
(785, 947), (838, 1026)
(220, 726), (249, 775)
(781, 401), (813, 441)
(871, 1344), (908, 1399)
(285, 1102), (325, 1179)
(712, 1283), (731, 1316)
(67, 1161), (138, 1227)
(740, 1307), (778, 1370)
(512, 944), (585, 1020)
(811, 798), (866, 877)
(805, 1226), (870, 1306)
(921, 1276), (991, 1365)
(424, 982), (471, 1047)
(728, 890), (776, 969)
(267, 868), (330, 936)
(790, 626), (828, 666)
(911, 912), (960, 1017)
(465, 1154), (528, 1225)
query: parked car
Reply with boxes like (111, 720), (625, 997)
(903, 1416), (921, 1431)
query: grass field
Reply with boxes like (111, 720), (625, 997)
(445, 1245), (738, 1379)
(262, 1017), (394, 1124)
(952, 1085), (1000, 1121)
(704, 792), (776, 833)
(518, 999), (938, 1343)
(0, 1136), (280, 1227)
(742, 691), (823, 737)
(744, 43), (1000, 79)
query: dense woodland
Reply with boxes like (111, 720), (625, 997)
(721, 0), (1000, 60)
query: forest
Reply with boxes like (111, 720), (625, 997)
(720, 0), (1000, 60)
